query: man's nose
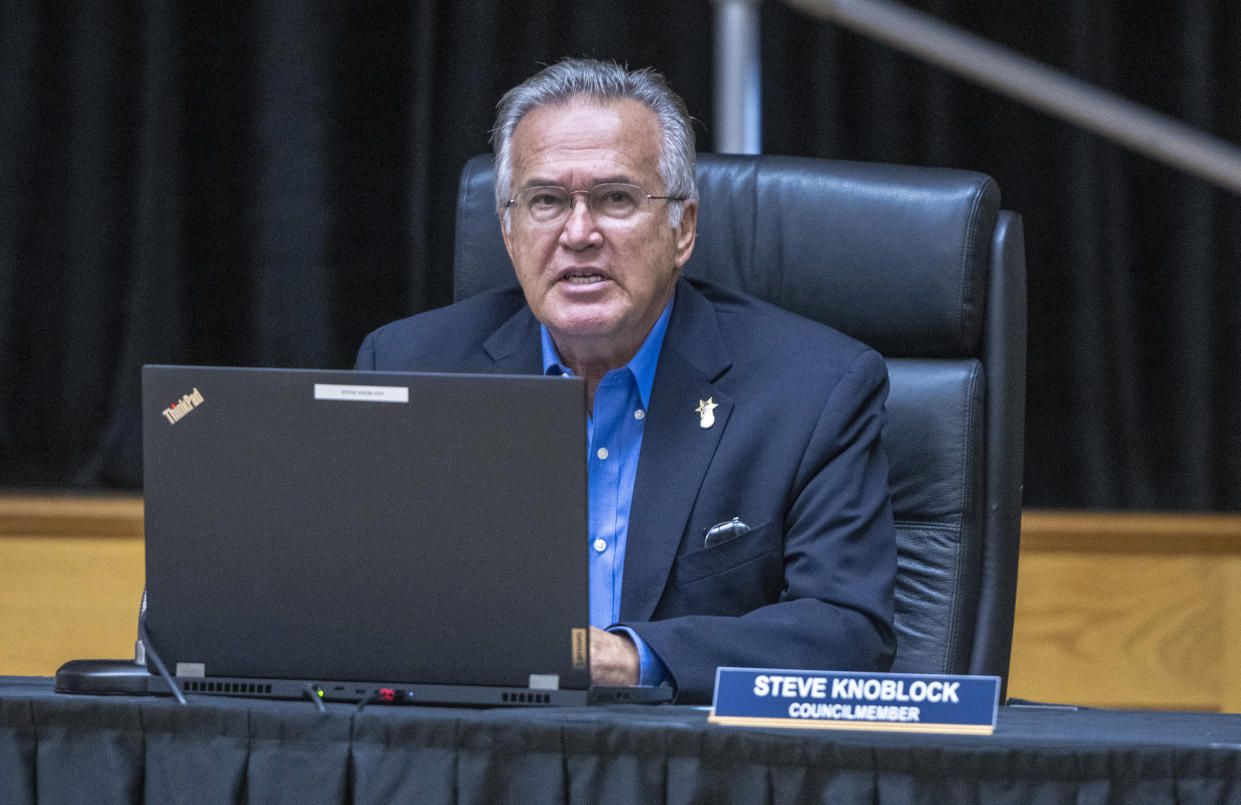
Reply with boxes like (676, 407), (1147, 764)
(560, 193), (601, 246)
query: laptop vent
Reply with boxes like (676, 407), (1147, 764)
(501, 691), (552, 704)
(183, 680), (275, 695)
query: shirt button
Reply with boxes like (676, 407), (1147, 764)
(634, 409), (645, 420)
(593, 538), (607, 552)
(596, 447), (609, 460)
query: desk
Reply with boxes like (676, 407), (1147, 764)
(3, 678), (1241, 803)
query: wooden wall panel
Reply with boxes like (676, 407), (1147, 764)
(3, 497), (1241, 712)
(0, 497), (145, 676)
(1009, 511), (1241, 713)
(1007, 552), (1225, 710)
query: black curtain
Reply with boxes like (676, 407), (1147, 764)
(2, 1), (1239, 509)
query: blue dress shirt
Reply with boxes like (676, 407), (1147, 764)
(541, 298), (674, 687)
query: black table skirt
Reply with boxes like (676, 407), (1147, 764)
(3, 677), (1240, 804)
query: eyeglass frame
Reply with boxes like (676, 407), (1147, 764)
(503, 182), (688, 227)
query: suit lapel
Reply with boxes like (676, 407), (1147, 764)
(621, 280), (733, 621)
(482, 307), (543, 374)
(480, 283), (734, 621)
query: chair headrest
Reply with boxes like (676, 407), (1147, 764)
(453, 153), (1000, 357)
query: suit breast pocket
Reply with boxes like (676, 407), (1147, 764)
(667, 521), (783, 615)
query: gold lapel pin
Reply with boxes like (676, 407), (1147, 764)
(695, 397), (718, 429)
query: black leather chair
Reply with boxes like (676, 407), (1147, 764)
(452, 153), (1026, 695)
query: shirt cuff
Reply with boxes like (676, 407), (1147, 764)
(609, 626), (672, 688)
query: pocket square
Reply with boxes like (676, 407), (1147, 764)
(704, 517), (751, 548)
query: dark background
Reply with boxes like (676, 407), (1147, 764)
(2, 1), (1239, 509)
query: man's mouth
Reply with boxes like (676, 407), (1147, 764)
(561, 271), (607, 285)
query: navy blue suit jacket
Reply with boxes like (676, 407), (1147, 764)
(356, 277), (897, 702)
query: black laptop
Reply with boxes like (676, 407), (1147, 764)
(139, 364), (669, 706)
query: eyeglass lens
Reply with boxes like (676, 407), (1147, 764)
(514, 184), (647, 223)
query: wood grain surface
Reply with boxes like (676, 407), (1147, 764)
(3, 497), (1240, 711)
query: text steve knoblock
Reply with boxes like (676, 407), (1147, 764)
(709, 667), (1000, 734)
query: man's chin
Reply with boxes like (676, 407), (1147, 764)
(546, 317), (621, 342)
(542, 297), (624, 330)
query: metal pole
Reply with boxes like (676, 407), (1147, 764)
(713, 0), (763, 154)
(782, 0), (1241, 195)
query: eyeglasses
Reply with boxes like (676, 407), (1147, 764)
(504, 183), (686, 226)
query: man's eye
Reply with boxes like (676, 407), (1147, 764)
(597, 188), (639, 211)
(530, 193), (563, 208)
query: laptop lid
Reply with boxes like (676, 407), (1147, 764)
(141, 364), (595, 702)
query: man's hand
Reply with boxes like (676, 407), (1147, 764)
(589, 626), (640, 686)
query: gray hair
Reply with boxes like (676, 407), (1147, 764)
(491, 58), (697, 229)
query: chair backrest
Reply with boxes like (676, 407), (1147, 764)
(452, 153), (1026, 695)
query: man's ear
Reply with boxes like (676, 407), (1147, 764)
(499, 211), (516, 263)
(673, 200), (698, 269)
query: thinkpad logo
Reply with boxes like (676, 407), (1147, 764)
(163, 388), (204, 424)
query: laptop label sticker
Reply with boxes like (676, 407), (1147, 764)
(313, 384), (409, 403)
(572, 628), (588, 669)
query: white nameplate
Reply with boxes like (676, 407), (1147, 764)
(313, 384), (409, 403)
(709, 667), (1000, 735)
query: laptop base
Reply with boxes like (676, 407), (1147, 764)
(142, 674), (673, 707)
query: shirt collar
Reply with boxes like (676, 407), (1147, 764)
(540, 292), (675, 410)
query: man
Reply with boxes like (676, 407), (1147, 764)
(356, 58), (896, 703)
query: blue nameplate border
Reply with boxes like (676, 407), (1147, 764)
(709, 667), (1000, 735)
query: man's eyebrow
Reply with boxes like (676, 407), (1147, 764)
(517, 178), (560, 190)
(516, 175), (637, 190)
